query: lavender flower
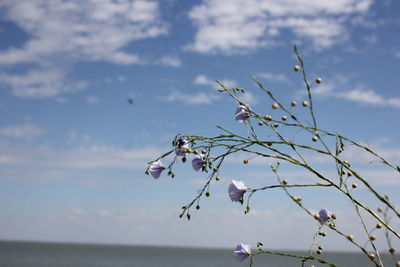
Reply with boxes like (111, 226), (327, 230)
(235, 105), (252, 123)
(192, 154), (204, 171)
(319, 208), (331, 222)
(175, 138), (189, 156)
(149, 160), (165, 179)
(229, 180), (247, 202)
(234, 243), (251, 262)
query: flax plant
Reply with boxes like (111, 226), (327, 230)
(146, 46), (399, 267)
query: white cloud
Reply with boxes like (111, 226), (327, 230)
(0, 121), (44, 139)
(240, 92), (258, 105)
(310, 75), (400, 108)
(0, 141), (163, 171)
(104, 75), (127, 84)
(193, 74), (237, 89)
(162, 90), (221, 105)
(87, 95), (100, 104)
(0, 69), (87, 98)
(192, 74), (257, 104)
(363, 35), (378, 44)
(0, 0), (167, 98)
(117, 75), (126, 82)
(157, 56), (182, 67)
(186, 0), (373, 54)
(0, 0), (167, 65)
(257, 72), (290, 83)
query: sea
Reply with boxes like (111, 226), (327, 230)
(0, 241), (397, 267)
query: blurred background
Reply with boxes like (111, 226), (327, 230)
(0, 0), (399, 254)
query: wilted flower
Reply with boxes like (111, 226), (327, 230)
(229, 180), (247, 202)
(175, 138), (189, 156)
(319, 208), (331, 222)
(192, 154), (204, 171)
(234, 243), (251, 262)
(235, 105), (253, 123)
(149, 160), (165, 179)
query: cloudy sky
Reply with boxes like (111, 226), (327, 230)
(0, 0), (399, 252)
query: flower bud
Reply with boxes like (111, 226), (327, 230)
(267, 142), (272, 146)
(302, 101), (309, 107)
(377, 207), (382, 212)
(352, 183), (357, 189)
(291, 101), (297, 107)
(368, 253), (375, 261)
(182, 157), (187, 163)
(213, 167), (218, 172)
(243, 159), (249, 164)
(196, 205), (200, 210)
(264, 115), (272, 121)
(312, 136), (318, 142)
(281, 116), (287, 121)
(347, 171), (353, 177)
(347, 235), (354, 241)
(282, 179), (288, 185)
(272, 103), (279, 109)
(201, 150), (206, 154)
(294, 65), (300, 72)
(331, 214), (337, 220)
(343, 160), (349, 166)
(215, 176), (220, 181)
(274, 123), (279, 128)
(376, 223), (382, 229)
(205, 192), (210, 197)
(315, 77), (322, 84)
(389, 248), (395, 254)
(258, 121), (263, 126)
(314, 214), (320, 220)
(316, 250), (322, 255)
(396, 261), (400, 267)
(318, 245), (323, 250)
(370, 235), (376, 241)
(293, 196), (302, 201)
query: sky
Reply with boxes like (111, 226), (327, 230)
(0, 0), (399, 252)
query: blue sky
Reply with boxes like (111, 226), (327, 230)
(0, 0), (399, 251)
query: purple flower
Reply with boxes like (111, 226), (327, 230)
(229, 180), (247, 202)
(192, 154), (203, 171)
(234, 243), (251, 262)
(175, 138), (189, 157)
(235, 105), (252, 123)
(149, 160), (165, 179)
(319, 208), (331, 222)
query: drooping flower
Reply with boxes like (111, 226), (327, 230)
(234, 243), (251, 262)
(229, 180), (247, 202)
(192, 154), (204, 171)
(149, 160), (165, 179)
(175, 138), (189, 157)
(235, 105), (252, 123)
(319, 208), (331, 223)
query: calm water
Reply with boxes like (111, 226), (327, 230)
(0, 241), (396, 267)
